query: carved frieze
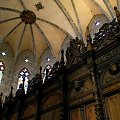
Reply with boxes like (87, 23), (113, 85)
(43, 93), (62, 110)
(96, 46), (120, 64)
(23, 103), (37, 118)
(66, 37), (86, 68)
(103, 62), (120, 84)
(93, 19), (119, 50)
(11, 113), (17, 120)
(70, 75), (92, 100)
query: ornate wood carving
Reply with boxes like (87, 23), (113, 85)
(43, 93), (62, 110)
(66, 37), (86, 68)
(93, 19), (119, 50)
(106, 94), (120, 120)
(11, 114), (17, 120)
(86, 104), (96, 120)
(96, 45), (120, 64)
(70, 108), (82, 120)
(41, 108), (61, 120)
(23, 103), (37, 118)
(102, 62), (120, 83)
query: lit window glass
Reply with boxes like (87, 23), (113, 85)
(17, 68), (29, 94)
(0, 61), (5, 84)
(95, 21), (100, 26)
(43, 65), (52, 83)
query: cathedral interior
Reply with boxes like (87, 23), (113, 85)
(0, 0), (120, 120)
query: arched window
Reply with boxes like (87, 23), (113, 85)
(43, 65), (52, 83)
(0, 61), (5, 84)
(17, 68), (29, 94)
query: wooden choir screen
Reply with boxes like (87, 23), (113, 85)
(41, 108), (61, 120)
(106, 94), (120, 120)
(70, 108), (82, 120)
(85, 104), (96, 120)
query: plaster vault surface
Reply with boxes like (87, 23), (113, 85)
(0, 0), (119, 61)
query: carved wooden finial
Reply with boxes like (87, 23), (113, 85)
(114, 6), (120, 22)
(39, 66), (42, 76)
(45, 68), (49, 81)
(39, 66), (43, 83)
(9, 87), (13, 98)
(0, 93), (3, 104)
(87, 34), (93, 51)
(60, 49), (65, 68)
(85, 26), (92, 51)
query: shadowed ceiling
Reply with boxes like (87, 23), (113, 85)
(0, 0), (119, 62)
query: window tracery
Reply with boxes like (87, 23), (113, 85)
(43, 65), (52, 83)
(0, 61), (5, 84)
(17, 68), (29, 94)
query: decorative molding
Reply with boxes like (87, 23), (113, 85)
(20, 10), (36, 24)
(35, 2), (44, 11)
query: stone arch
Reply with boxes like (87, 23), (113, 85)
(11, 50), (35, 94)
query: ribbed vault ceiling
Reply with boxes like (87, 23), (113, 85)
(0, 0), (119, 62)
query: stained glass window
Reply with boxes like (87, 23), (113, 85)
(17, 68), (29, 94)
(0, 61), (5, 84)
(43, 65), (52, 83)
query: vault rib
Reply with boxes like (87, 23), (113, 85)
(0, 7), (21, 13)
(30, 24), (37, 70)
(117, 0), (120, 10)
(34, 22), (56, 60)
(54, 0), (79, 37)
(16, 23), (27, 57)
(71, 0), (83, 39)
(36, 18), (72, 38)
(1, 21), (23, 43)
(19, 0), (27, 10)
(0, 17), (20, 24)
(103, 0), (116, 19)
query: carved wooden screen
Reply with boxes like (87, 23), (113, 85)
(11, 114), (17, 120)
(41, 108), (61, 120)
(70, 108), (82, 120)
(85, 104), (96, 120)
(106, 94), (120, 120)
(22, 103), (37, 120)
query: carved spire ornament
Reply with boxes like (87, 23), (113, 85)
(60, 49), (65, 68)
(86, 27), (93, 51)
(87, 34), (105, 120)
